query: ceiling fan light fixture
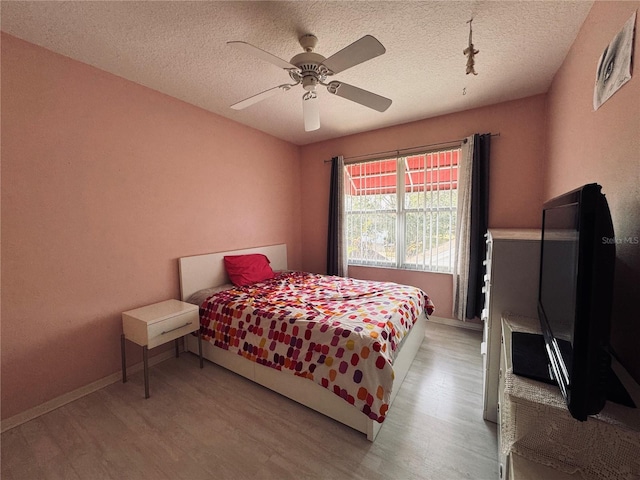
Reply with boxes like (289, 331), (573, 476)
(302, 76), (318, 91)
(303, 94), (320, 132)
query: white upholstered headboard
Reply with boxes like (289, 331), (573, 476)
(178, 244), (288, 301)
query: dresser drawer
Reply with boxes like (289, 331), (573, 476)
(147, 309), (199, 348)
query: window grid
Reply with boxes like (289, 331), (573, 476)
(344, 147), (459, 273)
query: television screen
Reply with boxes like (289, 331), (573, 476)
(538, 203), (579, 388)
(537, 183), (616, 420)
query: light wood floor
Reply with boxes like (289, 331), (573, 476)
(1, 322), (498, 480)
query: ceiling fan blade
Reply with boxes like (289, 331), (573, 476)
(327, 81), (392, 112)
(231, 84), (290, 110)
(321, 35), (386, 75)
(227, 41), (299, 71)
(303, 94), (320, 132)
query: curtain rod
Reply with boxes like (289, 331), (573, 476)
(323, 132), (500, 163)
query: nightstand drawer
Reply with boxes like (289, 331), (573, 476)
(122, 299), (199, 348)
(147, 309), (198, 348)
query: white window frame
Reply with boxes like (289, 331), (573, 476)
(344, 146), (460, 273)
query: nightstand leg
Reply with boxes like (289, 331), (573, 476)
(121, 334), (127, 383)
(143, 346), (149, 399)
(198, 331), (203, 369)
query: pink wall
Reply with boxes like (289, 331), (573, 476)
(1, 34), (302, 420)
(6, 1), (635, 422)
(300, 95), (547, 319)
(545, 1), (640, 381)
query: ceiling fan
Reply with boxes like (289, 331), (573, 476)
(228, 34), (392, 132)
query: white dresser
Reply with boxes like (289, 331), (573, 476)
(482, 229), (541, 423)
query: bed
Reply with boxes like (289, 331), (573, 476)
(178, 244), (433, 441)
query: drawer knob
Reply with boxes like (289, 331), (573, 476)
(161, 321), (193, 335)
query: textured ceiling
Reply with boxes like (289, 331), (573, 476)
(1, 1), (594, 146)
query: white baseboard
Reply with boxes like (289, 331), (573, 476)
(429, 315), (483, 331)
(1, 350), (175, 433)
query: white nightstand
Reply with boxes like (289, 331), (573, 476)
(121, 299), (203, 398)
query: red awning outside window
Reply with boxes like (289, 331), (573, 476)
(345, 150), (459, 195)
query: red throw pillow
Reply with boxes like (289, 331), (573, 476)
(223, 254), (275, 287)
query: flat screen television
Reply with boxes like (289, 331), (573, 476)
(536, 183), (618, 420)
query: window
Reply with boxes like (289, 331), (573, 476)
(344, 147), (460, 273)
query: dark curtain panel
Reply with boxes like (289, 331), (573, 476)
(465, 134), (491, 319)
(326, 156), (341, 275)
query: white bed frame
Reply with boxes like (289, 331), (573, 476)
(178, 244), (427, 441)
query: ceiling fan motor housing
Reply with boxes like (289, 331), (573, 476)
(289, 51), (328, 90)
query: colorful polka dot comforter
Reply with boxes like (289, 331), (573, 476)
(199, 271), (435, 423)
